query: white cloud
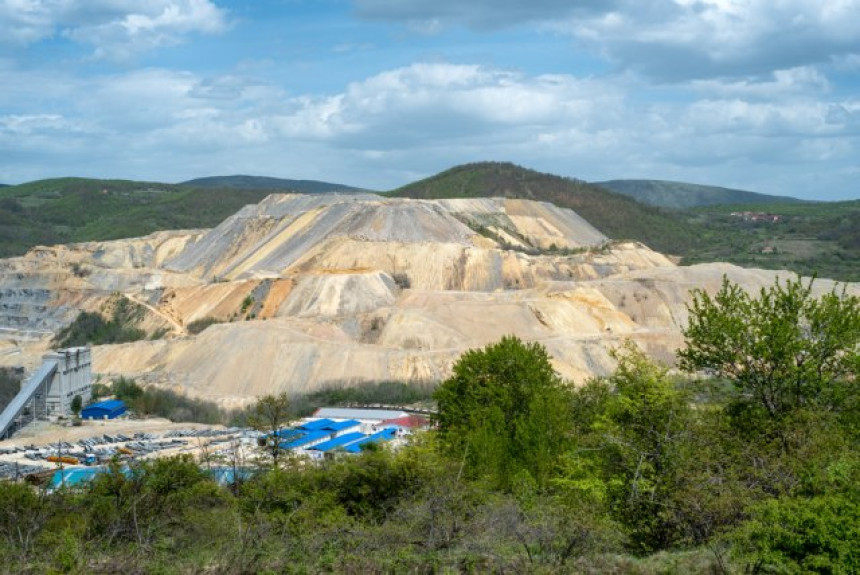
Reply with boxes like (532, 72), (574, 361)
(0, 60), (857, 199)
(0, 0), (227, 58)
(356, 0), (860, 80)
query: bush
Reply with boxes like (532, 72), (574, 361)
(187, 316), (222, 335)
(732, 495), (860, 573)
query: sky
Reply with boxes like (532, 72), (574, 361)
(1, 1), (859, 199)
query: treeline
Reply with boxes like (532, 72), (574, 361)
(0, 276), (857, 573)
(96, 377), (227, 425)
(96, 378), (435, 427)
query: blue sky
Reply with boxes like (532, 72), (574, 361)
(1, 1), (859, 199)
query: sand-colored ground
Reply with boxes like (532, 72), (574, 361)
(0, 193), (856, 407)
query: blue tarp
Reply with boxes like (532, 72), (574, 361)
(49, 467), (103, 489)
(278, 429), (329, 450)
(310, 432), (366, 452)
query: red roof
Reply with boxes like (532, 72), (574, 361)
(381, 414), (430, 429)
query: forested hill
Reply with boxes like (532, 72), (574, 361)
(181, 175), (365, 193)
(389, 162), (705, 255)
(595, 179), (803, 209)
(0, 178), (274, 258)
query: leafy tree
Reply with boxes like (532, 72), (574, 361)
(594, 343), (695, 550)
(679, 275), (860, 419)
(433, 335), (573, 489)
(249, 392), (292, 468)
(70, 395), (82, 417)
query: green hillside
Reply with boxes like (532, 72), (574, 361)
(683, 200), (860, 281)
(0, 177), (274, 257)
(181, 175), (366, 193)
(595, 179), (802, 209)
(390, 162), (705, 255)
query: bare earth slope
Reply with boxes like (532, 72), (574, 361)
(1, 193), (854, 407)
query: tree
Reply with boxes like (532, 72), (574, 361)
(679, 276), (860, 419)
(248, 392), (292, 468)
(433, 335), (573, 489)
(596, 343), (695, 550)
(70, 394), (82, 418)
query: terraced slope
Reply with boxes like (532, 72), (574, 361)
(0, 192), (854, 407)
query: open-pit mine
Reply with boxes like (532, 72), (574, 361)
(1, 193), (855, 407)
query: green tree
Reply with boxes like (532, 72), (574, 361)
(596, 343), (695, 550)
(679, 276), (860, 419)
(70, 394), (82, 417)
(433, 335), (573, 489)
(249, 392), (292, 468)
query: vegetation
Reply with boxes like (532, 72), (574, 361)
(595, 179), (802, 209)
(0, 177), (275, 258)
(391, 162), (860, 281)
(0, 368), (22, 414)
(0, 167), (856, 283)
(248, 392), (292, 468)
(434, 335), (572, 489)
(180, 174), (365, 193)
(0, 276), (858, 572)
(290, 380), (435, 415)
(70, 395), (82, 418)
(110, 377), (226, 425)
(53, 295), (148, 348)
(185, 316), (222, 335)
(680, 276), (860, 419)
(391, 161), (708, 256)
(682, 200), (860, 282)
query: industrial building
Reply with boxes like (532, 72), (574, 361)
(81, 399), (127, 420)
(274, 408), (431, 459)
(0, 347), (93, 439)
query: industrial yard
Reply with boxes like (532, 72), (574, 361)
(0, 406), (430, 490)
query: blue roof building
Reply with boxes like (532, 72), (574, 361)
(278, 430), (330, 450)
(81, 399), (126, 420)
(310, 432), (366, 452)
(297, 418), (335, 431)
(344, 428), (398, 453)
(323, 419), (361, 433)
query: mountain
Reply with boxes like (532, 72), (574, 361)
(6, 190), (852, 405)
(0, 177), (275, 258)
(182, 175), (366, 193)
(390, 162), (705, 256)
(0, 184), (8, 188)
(594, 179), (803, 209)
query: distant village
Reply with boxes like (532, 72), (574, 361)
(729, 211), (782, 223)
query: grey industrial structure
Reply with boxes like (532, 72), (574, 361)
(0, 347), (92, 439)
